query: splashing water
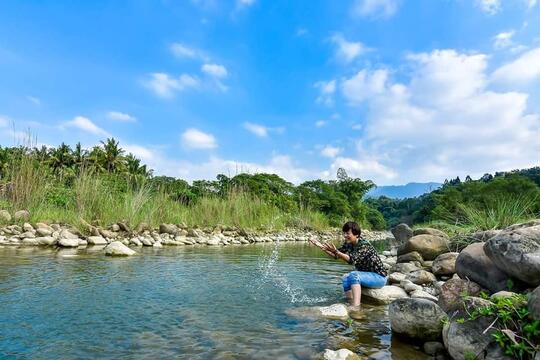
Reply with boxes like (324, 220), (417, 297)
(255, 240), (327, 304)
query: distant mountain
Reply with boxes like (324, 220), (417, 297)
(366, 182), (442, 199)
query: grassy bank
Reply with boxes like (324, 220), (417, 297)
(0, 143), (333, 232)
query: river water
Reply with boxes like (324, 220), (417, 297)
(0, 243), (427, 359)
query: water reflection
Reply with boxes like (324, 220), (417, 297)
(0, 243), (426, 359)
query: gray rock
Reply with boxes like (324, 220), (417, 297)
(111, 224), (120, 232)
(410, 289), (438, 302)
(57, 237), (80, 247)
(432, 252), (458, 275)
(14, 210), (30, 221)
(437, 278), (484, 313)
(153, 241), (163, 248)
(397, 251), (424, 264)
(406, 270), (437, 285)
(35, 236), (56, 246)
(529, 285), (540, 321)
(87, 236), (107, 245)
(323, 349), (360, 360)
(36, 228), (52, 237)
(0, 210), (11, 222)
(484, 224), (540, 286)
(412, 228), (449, 239)
(59, 229), (79, 240)
(206, 236), (221, 246)
(490, 291), (517, 301)
(388, 272), (407, 284)
(391, 223), (413, 244)
(401, 280), (422, 293)
(456, 242), (512, 293)
(131, 238), (143, 246)
(316, 303), (349, 320)
(140, 237), (153, 246)
(361, 285), (408, 305)
(104, 241), (136, 256)
(390, 262), (421, 274)
(389, 298), (447, 340)
(471, 229), (501, 242)
(22, 223), (34, 232)
(99, 229), (118, 239)
(398, 234), (450, 261)
(159, 223), (178, 235)
(423, 341), (445, 356)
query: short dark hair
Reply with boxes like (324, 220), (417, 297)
(342, 221), (361, 236)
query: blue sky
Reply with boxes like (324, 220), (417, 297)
(1, 0), (539, 185)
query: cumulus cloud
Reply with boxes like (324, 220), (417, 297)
(181, 128), (217, 149)
(493, 30), (515, 49)
(331, 34), (370, 63)
(321, 145), (341, 158)
(243, 122), (268, 137)
(352, 0), (401, 19)
(107, 111), (136, 122)
(145, 73), (199, 98)
(201, 63), (228, 78)
(63, 116), (110, 137)
(476, 0), (501, 14)
(491, 47), (540, 84)
(314, 79), (336, 106)
(331, 48), (540, 184)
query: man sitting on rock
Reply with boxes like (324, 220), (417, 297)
(310, 221), (388, 310)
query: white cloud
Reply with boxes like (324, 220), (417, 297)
(331, 34), (369, 63)
(170, 43), (209, 61)
(64, 116), (110, 137)
(181, 128), (217, 149)
(145, 73), (199, 98)
(493, 30), (515, 49)
(315, 120), (327, 128)
(314, 79), (336, 106)
(238, 0), (255, 6)
(26, 96), (41, 105)
(107, 111), (136, 122)
(329, 48), (540, 184)
(341, 69), (388, 104)
(243, 122), (268, 137)
(476, 0), (501, 14)
(352, 0), (401, 19)
(525, 0), (537, 9)
(321, 145), (341, 158)
(296, 27), (308, 37)
(491, 47), (540, 84)
(201, 63), (228, 78)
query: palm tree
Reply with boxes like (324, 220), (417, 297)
(99, 138), (125, 173)
(48, 143), (74, 172)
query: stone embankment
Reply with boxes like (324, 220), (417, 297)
(322, 220), (540, 360)
(0, 209), (394, 257)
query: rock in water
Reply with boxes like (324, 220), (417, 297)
(361, 285), (408, 305)
(389, 298), (447, 340)
(432, 252), (458, 275)
(455, 242), (512, 293)
(529, 285), (540, 321)
(323, 349), (360, 360)
(104, 241), (136, 256)
(484, 224), (540, 286)
(57, 237), (80, 247)
(316, 304), (349, 320)
(391, 223), (413, 244)
(398, 234), (449, 261)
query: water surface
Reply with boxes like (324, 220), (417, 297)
(0, 243), (427, 359)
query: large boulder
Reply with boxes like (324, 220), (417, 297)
(455, 242), (512, 293)
(432, 252), (459, 275)
(389, 298), (447, 340)
(398, 234), (449, 261)
(391, 223), (413, 244)
(412, 228), (449, 239)
(361, 285), (408, 305)
(438, 278), (483, 313)
(104, 241), (136, 256)
(529, 285), (540, 321)
(484, 224), (540, 286)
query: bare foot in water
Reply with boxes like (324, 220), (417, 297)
(347, 305), (364, 320)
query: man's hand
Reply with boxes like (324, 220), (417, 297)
(322, 242), (338, 254)
(309, 238), (324, 249)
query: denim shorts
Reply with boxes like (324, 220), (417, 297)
(342, 271), (387, 291)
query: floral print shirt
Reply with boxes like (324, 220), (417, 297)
(338, 239), (387, 277)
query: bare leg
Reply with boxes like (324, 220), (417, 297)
(351, 284), (361, 307)
(344, 290), (352, 303)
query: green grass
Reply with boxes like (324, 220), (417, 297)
(0, 153), (331, 232)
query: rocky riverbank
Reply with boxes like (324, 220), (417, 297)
(0, 209), (394, 255)
(318, 221), (540, 360)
